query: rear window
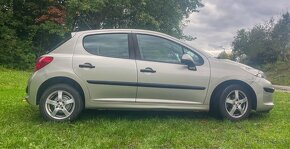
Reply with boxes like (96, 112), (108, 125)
(83, 34), (129, 59)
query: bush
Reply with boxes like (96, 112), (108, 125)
(261, 61), (290, 86)
(0, 28), (35, 70)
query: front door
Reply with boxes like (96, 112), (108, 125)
(135, 34), (210, 104)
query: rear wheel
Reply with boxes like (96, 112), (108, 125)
(39, 84), (84, 122)
(218, 84), (252, 121)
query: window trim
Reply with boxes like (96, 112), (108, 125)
(82, 33), (135, 60)
(133, 33), (204, 66)
(182, 46), (204, 66)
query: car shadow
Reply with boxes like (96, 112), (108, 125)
(79, 109), (213, 121)
(78, 109), (271, 121)
(20, 105), (270, 122)
(248, 111), (271, 120)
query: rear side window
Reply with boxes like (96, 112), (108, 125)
(83, 34), (129, 59)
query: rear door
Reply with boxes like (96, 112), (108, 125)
(134, 34), (210, 104)
(73, 32), (137, 102)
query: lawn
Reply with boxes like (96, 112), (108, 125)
(0, 68), (290, 148)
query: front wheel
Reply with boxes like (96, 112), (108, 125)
(39, 84), (84, 122)
(218, 84), (252, 121)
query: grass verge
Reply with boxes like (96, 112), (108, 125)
(0, 68), (289, 148)
(262, 61), (290, 86)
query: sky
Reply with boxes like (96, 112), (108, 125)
(183, 0), (290, 56)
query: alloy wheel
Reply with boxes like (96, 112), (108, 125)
(224, 90), (248, 118)
(45, 90), (75, 120)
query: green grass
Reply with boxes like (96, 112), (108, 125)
(0, 68), (290, 148)
(262, 61), (290, 86)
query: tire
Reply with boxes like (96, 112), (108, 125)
(39, 84), (84, 122)
(217, 84), (252, 121)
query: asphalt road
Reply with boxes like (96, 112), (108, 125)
(273, 85), (290, 92)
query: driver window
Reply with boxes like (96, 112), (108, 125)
(137, 34), (183, 63)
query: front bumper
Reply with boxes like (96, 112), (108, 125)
(251, 78), (274, 112)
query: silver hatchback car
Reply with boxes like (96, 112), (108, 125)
(26, 29), (274, 121)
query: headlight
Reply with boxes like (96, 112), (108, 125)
(241, 66), (266, 79)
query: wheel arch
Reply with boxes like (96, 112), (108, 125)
(209, 80), (257, 111)
(36, 77), (85, 105)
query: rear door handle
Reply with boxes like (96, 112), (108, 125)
(79, 63), (95, 68)
(140, 67), (156, 73)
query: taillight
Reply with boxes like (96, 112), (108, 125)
(35, 56), (53, 71)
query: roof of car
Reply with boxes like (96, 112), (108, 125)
(72, 29), (168, 37)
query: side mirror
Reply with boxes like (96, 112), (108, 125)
(181, 54), (197, 71)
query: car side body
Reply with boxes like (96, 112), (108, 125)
(25, 29), (274, 121)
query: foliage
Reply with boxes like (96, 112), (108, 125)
(66, 0), (203, 38)
(232, 13), (290, 66)
(0, 0), (203, 69)
(0, 34), (35, 70)
(0, 68), (290, 148)
(0, 1), (35, 69)
(32, 21), (68, 56)
(0, 0), (67, 69)
(217, 51), (234, 60)
(271, 13), (290, 61)
(262, 61), (290, 86)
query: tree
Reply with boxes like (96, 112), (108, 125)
(0, 0), (204, 69)
(217, 51), (233, 60)
(0, 0), (36, 69)
(66, 0), (203, 39)
(231, 15), (290, 66)
(232, 29), (249, 61)
(271, 12), (290, 61)
(34, 3), (68, 56)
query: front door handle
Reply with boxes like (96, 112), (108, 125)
(79, 63), (95, 68)
(140, 67), (156, 73)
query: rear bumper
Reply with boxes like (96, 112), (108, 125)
(25, 71), (45, 105)
(25, 78), (33, 105)
(251, 78), (274, 112)
(25, 76), (31, 104)
(24, 94), (32, 104)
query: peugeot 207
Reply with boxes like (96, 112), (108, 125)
(25, 29), (274, 121)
